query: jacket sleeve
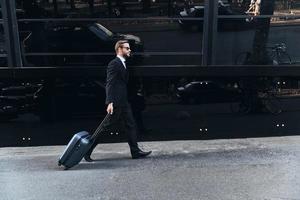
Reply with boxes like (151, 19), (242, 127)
(106, 61), (118, 104)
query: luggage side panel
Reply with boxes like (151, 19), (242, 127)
(62, 137), (93, 168)
(58, 131), (91, 167)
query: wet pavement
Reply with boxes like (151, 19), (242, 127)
(1, 136), (300, 200)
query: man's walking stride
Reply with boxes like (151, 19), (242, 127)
(84, 40), (152, 161)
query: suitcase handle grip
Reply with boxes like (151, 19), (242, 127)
(90, 113), (110, 140)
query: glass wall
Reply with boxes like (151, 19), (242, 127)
(216, 0), (300, 65)
(0, 5), (8, 67)
(1, 0), (300, 147)
(15, 0), (204, 67)
(140, 76), (300, 139)
(2, 74), (300, 146)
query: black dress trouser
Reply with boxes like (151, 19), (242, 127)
(86, 103), (139, 156)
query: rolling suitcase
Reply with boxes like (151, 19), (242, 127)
(58, 114), (110, 169)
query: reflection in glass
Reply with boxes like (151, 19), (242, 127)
(2, 75), (300, 146)
(140, 76), (300, 139)
(15, 0), (205, 18)
(14, 1), (203, 67)
(215, 0), (300, 65)
(0, 25), (7, 67)
(0, 6), (7, 67)
(22, 21), (144, 66)
(18, 18), (202, 66)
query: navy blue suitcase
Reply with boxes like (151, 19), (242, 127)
(58, 114), (110, 169)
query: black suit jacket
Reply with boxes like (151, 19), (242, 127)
(105, 57), (129, 106)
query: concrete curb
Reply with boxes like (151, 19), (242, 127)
(1, 136), (300, 158)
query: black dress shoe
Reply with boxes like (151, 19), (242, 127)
(131, 150), (152, 159)
(84, 155), (95, 162)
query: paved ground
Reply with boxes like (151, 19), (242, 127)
(1, 136), (300, 200)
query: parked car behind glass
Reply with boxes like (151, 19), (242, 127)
(23, 22), (144, 66)
(176, 81), (239, 104)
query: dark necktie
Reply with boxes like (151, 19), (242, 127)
(123, 60), (126, 69)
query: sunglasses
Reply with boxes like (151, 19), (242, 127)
(122, 47), (130, 50)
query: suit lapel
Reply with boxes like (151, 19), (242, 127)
(116, 57), (128, 82)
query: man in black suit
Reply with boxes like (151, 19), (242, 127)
(84, 40), (152, 161)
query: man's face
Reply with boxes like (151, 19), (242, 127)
(120, 43), (131, 58)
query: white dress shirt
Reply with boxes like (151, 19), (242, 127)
(117, 55), (126, 69)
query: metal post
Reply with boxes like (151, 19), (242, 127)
(202, 0), (218, 66)
(1, 0), (23, 67)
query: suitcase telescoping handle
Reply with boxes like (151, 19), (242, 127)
(90, 113), (111, 140)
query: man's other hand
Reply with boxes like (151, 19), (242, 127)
(107, 103), (114, 114)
